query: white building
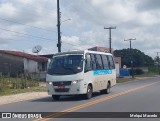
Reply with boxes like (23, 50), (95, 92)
(0, 50), (48, 80)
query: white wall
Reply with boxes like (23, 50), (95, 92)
(23, 58), (38, 73)
(47, 59), (51, 69)
(115, 63), (120, 77)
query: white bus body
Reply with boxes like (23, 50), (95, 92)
(46, 50), (116, 100)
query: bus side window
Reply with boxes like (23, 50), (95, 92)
(102, 55), (109, 69)
(90, 54), (96, 70)
(108, 56), (115, 69)
(85, 54), (92, 72)
(95, 54), (103, 70)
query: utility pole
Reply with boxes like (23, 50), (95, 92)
(104, 26), (116, 53)
(57, 0), (61, 52)
(155, 52), (160, 75)
(124, 38), (136, 78)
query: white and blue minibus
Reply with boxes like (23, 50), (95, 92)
(46, 50), (116, 100)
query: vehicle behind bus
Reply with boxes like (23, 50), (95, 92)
(46, 50), (116, 100)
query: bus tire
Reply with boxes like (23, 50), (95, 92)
(85, 85), (92, 99)
(100, 82), (111, 94)
(106, 82), (111, 94)
(52, 95), (60, 100)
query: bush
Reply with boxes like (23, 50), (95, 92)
(135, 69), (144, 75)
(149, 66), (158, 73)
(129, 68), (144, 75)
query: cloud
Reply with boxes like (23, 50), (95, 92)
(137, 0), (160, 11)
(0, 2), (17, 18)
(0, 0), (57, 47)
(0, 0), (160, 59)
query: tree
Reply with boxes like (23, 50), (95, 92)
(114, 49), (154, 67)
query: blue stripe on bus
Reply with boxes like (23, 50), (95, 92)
(93, 70), (112, 76)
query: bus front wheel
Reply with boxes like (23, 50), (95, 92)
(85, 85), (92, 99)
(52, 95), (60, 100)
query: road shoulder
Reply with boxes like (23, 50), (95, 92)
(0, 92), (49, 106)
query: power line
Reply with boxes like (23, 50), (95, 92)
(0, 2), (58, 33)
(1, 33), (57, 43)
(0, 18), (57, 33)
(61, 34), (109, 50)
(0, 27), (54, 41)
(58, 0), (106, 52)
(1, 36), (57, 47)
(63, 0), (106, 27)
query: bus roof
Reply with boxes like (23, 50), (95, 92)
(53, 50), (113, 57)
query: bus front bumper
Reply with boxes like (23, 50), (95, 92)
(46, 81), (87, 95)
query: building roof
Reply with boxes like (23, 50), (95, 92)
(88, 46), (114, 53)
(40, 54), (54, 59)
(0, 50), (48, 62)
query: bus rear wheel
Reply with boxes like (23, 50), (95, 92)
(85, 85), (92, 99)
(52, 95), (60, 100)
(106, 83), (111, 94)
(100, 82), (111, 94)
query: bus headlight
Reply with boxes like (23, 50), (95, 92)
(47, 82), (52, 85)
(72, 80), (78, 84)
(72, 80), (82, 84)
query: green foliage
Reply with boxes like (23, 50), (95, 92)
(114, 49), (154, 67)
(135, 72), (157, 77)
(0, 71), (47, 96)
(0, 75), (40, 95)
(117, 78), (135, 83)
(129, 68), (144, 75)
(149, 66), (157, 73)
(135, 69), (144, 75)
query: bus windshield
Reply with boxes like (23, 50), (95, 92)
(47, 55), (83, 75)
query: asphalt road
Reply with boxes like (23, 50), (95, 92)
(0, 77), (160, 121)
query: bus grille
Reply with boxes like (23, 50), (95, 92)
(53, 81), (72, 86)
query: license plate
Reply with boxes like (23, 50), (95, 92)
(58, 86), (65, 89)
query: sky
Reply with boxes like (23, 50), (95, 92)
(0, 0), (160, 58)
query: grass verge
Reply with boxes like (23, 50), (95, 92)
(117, 72), (158, 83)
(0, 82), (46, 96)
(134, 72), (157, 77)
(117, 77), (135, 83)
